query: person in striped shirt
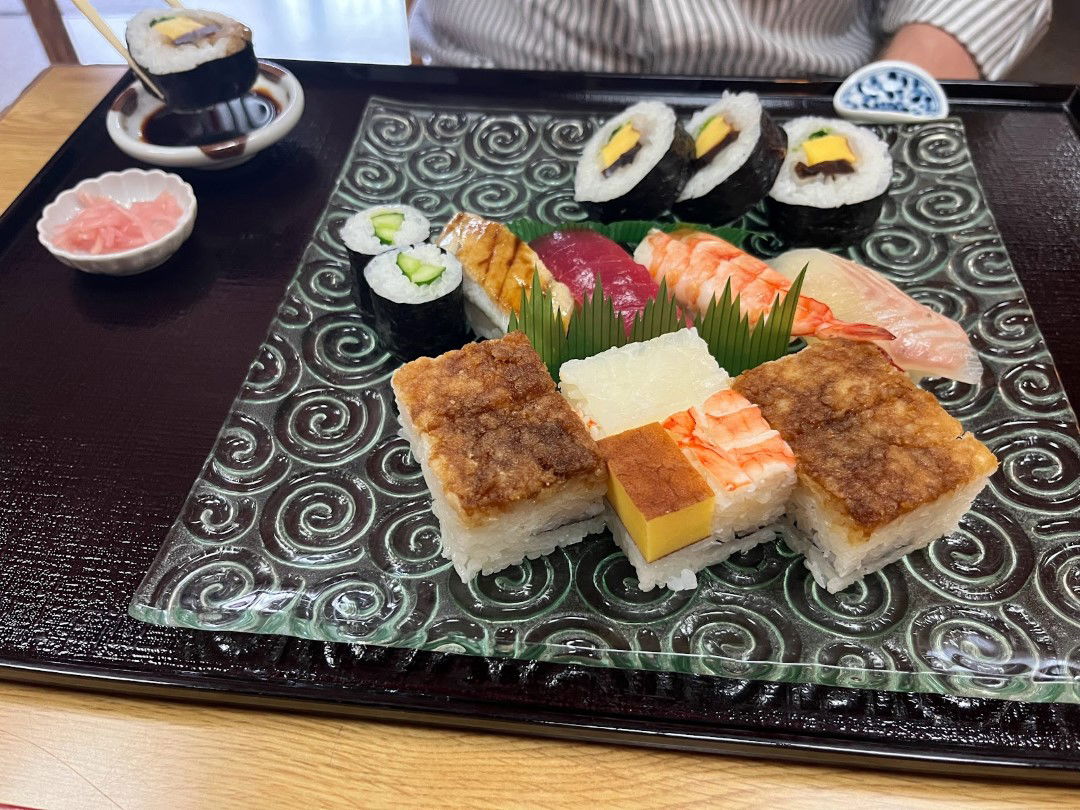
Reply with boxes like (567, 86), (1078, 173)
(409, 0), (1051, 80)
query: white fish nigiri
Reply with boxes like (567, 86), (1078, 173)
(769, 249), (982, 384)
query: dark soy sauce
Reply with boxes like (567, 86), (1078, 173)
(142, 91), (279, 147)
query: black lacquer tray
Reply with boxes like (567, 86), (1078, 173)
(2, 63), (1079, 781)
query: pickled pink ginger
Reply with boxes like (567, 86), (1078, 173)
(51, 191), (182, 255)
(531, 229), (659, 331)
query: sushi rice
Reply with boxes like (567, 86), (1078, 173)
(769, 117), (891, 209)
(341, 204), (430, 257)
(678, 93), (764, 202)
(364, 244), (462, 305)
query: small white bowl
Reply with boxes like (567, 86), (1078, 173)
(105, 60), (304, 170)
(36, 168), (197, 276)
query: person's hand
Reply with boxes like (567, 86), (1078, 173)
(880, 22), (981, 79)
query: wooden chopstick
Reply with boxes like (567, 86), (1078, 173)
(70, 0), (166, 102)
(161, 0), (184, 7)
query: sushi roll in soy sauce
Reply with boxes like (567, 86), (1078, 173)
(341, 205), (430, 315)
(575, 102), (693, 220)
(673, 93), (786, 224)
(766, 117), (892, 247)
(126, 9), (258, 111)
(365, 244), (469, 361)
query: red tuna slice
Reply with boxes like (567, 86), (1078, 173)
(531, 229), (659, 331)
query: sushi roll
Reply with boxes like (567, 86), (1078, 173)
(766, 117), (892, 247)
(365, 244), (469, 361)
(575, 102), (693, 221)
(674, 93), (787, 224)
(341, 205), (430, 316)
(733, 339), (998, 594)
(437, 212), (573, 339)
(392, 333), (608, 580)
(126, 9), (258, 111)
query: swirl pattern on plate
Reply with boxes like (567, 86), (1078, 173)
(129, 101), (1080, 704)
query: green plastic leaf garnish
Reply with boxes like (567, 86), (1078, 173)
(506, 218), (753, 248)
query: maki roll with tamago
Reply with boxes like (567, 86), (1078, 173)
(365, 244), (469, 360)
(766, 117), (892, 247)
(575, 102), (693, 220)
(126, 9), (258, 111)
(674, 93), (786, 224)
(341, 205), (430, 315)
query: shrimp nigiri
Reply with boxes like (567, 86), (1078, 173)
(633, 229), (894, 342)
(769, 248), (982, 384)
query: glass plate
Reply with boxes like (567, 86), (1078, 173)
(130, 97), (1080, 703)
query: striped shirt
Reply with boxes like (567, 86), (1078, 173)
(410, 0), (1050, 80)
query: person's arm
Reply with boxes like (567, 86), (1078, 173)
(879, 0), (1052, 79)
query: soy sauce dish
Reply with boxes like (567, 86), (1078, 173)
(106, 60), (304, 170)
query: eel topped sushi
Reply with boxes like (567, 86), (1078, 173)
(575, 102), (694, 220)
(766, 117), (892, 247)
(392, 333), (607, 581)
(733, 339), (998, 593)
(769, 248), (982, 384)
(127, 9), (258, 111)
(437, 212), (573, 339)
(674, 93), (787, 224)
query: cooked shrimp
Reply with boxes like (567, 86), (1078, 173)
(634, 229), (894, 342)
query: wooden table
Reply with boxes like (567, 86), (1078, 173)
(0, 65), (1077, 810)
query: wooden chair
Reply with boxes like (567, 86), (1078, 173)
(23, 0), (78, 64)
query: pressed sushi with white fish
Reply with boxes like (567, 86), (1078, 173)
(674, 92), (787, 224)
(766, 117), (892, 247)
(733, 339), (998, 594)
(365, 244), (468, 360)
(392, 333), (607, 581)
(342, 204), (430, 315)
(126, 9), (257, 111)
(575, 102), (694, 220)
(437, 212), (573, 339)
(770, 248), (982, 384)
(561, 329), (796, 591)
(633, 228), (895, 341)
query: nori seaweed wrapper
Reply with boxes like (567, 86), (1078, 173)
(347, 248), (375, 317)
(371, 283), (470, 362)
(583, 125), (694, 221)
(765, 190), (888, 248)
(136, 41), (258, 111)
(674, 112), (787, 225)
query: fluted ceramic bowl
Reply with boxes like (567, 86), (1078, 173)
(36, 168), (197, 275)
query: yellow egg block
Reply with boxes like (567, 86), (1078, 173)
(597, 422), (714, 562)
(600, 123), (641, 170)
(695, 115), (733, 158)
(803, 134), (856, 167)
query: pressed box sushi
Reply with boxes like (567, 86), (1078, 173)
(575, 102), (693, 220)
(530, 229), (659, 332)
(674, 93), (787, 224)
(341, 205), (430, 316)
(126, 9), (258, 111)
(769, 248), (982, 384)
(437, 212), (573, 339)
(365, 244), (469, 360)
(559, 329), (729, 438)
(766, 117), (892, 247)
(733, 339), (998, 593)
(392, 333), (607, 580)
(633, 229), (894, 341)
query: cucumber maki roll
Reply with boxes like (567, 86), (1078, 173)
(365, 244), (469, 361)
(341, 205), (430, 316)
(575, 102), (693, 221)
(766, 117), (892, 247)
(126, 9), (258, 112)
(673, 93), (786, 225)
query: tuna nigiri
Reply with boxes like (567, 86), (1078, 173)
(633, 228), (894, 343)
(769, 248), (982, 384)
(531, 229), (659, 331)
